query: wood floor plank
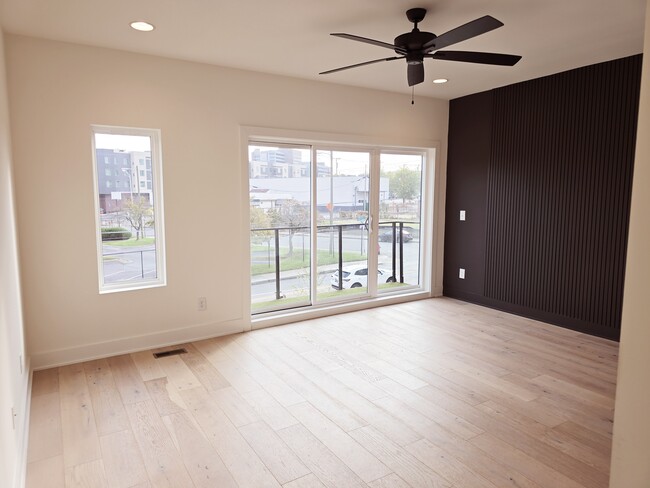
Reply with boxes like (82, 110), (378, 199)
(26, 455), (64, 488)
(124, 400), (194, 487)
(416, 384), (609, 488)
(130, 350), (166, 381)
(239, 420), (311, 484)
(64, 459), (108, 488)
(277, 423), (367, 488)
(107, 355), (151, 405)
(180, 386), (282, 487)
(240, 386), (300, 431)
(163, 410), (238, 488)
(212, 385), (262, 427)
(99, 429), (148, 488)
(27, 392), (62, 463)
(552, 420), (612, 454)
(283, 473), (327, 488)
(288, 401), (392, 483)
(84, 360), (130, 436)
(181, 343), (230, 391)
(471, 432), (589, 488)
(31, 368), (60, 396)
(367, 473), (411, 488)
(348, 425), (452, 488)
(374, 378), (483, 440)
(155, 353), (202, 391)
(144, 377), (188, 416)
(405, 438), (499, 488)
(328, 367), (388, 401)
(58, 364), (101, 468)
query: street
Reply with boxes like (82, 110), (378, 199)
(251, 231), (421, 305)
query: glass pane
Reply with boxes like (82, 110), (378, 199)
(378, 153), (423, 292)
(316, 150), (370, 301)
(94, 133), (159, 286)
(249, 144), (311, 313)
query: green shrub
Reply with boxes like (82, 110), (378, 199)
(101, 227), (132, 241)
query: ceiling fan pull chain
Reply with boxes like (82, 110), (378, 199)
(411, 86), (415, 105)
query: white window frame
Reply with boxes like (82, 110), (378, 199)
(241, 126), (444, 330)
(91, 125), (167, 294)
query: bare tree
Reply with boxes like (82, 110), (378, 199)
(123, 198), (152, 240)
(269, 200), (309, 256)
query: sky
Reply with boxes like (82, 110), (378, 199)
(95, 133), (151, 152)
(250, 145), (423, 175)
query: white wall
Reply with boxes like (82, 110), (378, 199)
(609, 0), (650, 486)
(0, 27), (28, 488)
(4, 35), (449, 368)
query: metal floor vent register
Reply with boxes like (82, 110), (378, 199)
(153, 348), (187, 359)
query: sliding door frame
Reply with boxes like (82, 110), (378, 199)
(240, 126), (445, 331)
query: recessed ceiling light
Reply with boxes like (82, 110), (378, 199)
(433, 78), (448, 84)
(130, 21), (155, 32)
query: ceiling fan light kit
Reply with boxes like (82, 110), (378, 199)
(320, 8), (521, 88)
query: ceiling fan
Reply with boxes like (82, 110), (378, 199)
(320, 8), (522, 87)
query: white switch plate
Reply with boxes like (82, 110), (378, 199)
(459, 268), (465, 279)
(460, 210), (466, 221)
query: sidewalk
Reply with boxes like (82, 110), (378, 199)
(251, 261), (367, 285)
(250, 257), (406, 285)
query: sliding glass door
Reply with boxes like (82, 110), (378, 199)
(315, 149), (371, 302)
(249, 142), (428, 315)
(378, 152), (424, 294)
(249, 143), (312, 313)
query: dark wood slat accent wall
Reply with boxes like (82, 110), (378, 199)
(444, 55), (642, 340)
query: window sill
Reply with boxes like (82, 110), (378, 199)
(251, 289), (432, 330)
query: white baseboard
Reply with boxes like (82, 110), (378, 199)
(14, 358), (31, 488)
(431, 285), (443, 297)
(30, 319), (245, 370)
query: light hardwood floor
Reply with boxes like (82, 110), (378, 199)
(25, 298), (618, 488)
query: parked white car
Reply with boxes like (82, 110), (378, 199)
(330, 265), (396, 289)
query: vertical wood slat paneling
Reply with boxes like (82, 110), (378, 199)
(484, 55), (642, 336)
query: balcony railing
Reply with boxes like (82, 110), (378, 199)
(251, 220), (418, 303)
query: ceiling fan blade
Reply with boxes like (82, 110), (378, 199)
(427, 50), (521, 66)
(407, 63), (425, 86)
(422, 15), (503, 52)
(331, 33), (407, 54)
(320, 56), (405, 75)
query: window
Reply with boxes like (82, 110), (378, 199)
(92, 126), (166, 293)
(105, 168), (112, 176)
(249, 139), (432, 315)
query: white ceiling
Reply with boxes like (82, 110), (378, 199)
(1, 0), (646, 100)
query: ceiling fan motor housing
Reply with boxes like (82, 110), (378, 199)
(394, 30), (437, 56)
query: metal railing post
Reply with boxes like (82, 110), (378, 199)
(399, 222), (404, 283)
(338, 225), (343, 290)
(275, 228), (281, 300)
(391, 222), (397, 281)
(140, 251), (144, 278)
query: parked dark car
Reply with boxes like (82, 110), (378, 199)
(378, 228), (413, 242)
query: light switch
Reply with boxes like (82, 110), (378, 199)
(459, 268), (465, 279)
(460, 210), (466, 221)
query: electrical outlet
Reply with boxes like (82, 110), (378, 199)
(459, 268), (466, 279)
(198, 297), (207, 311)
(459, 210), (466, 221)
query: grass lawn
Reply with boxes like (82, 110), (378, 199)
(105, 237), (155, 247)
(251, 249), (365, 276)
(251, 281), (410, 311)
